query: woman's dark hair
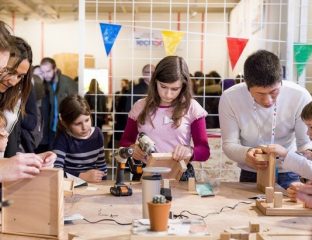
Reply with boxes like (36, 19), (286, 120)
(0, 36), (32, 114)
(0, 21), (12, 51)
(137, 56), (192, 128)
(57, 95), (91, 135)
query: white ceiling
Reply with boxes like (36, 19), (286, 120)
(0, 0), (240, 20)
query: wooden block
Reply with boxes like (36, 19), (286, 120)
(265, 187), (274, 203)
(220, 232), (231, 240)
(256, 153), (276, 193)
(224, 229), (249, 239)
(257, 232), (312, 240)
(179, 160), (187, 172)
(2, 169), (64, 239)
(188, 177), (196, 192)
(249, 221), (260, 233)
(256, 198), (312, 216)
(274, 192), (283, 208)
(162, 179), (170, 189)
(64, 178), (74, 196)
(146, 153), (191, 180)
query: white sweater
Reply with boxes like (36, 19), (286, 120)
(283, 152), (312, 179)
(219, 81), (312, 173)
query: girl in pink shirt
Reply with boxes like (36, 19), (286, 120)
(120, 56), (210, 176)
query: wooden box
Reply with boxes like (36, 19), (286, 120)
(2, 169), (64, 239)
(146, 153), (189, 180)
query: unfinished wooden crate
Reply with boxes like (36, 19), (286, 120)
(146, 153), (188, 180)
(256, 153), (276, 192)
(256, 198), (312, 216)
(2, 169), (64, 239)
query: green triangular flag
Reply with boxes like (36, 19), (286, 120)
(294, 43), (312, 77)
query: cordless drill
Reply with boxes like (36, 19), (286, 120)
(110, 147), (134, 196)
(128, 132), (157, 179)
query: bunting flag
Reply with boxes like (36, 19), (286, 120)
(226, 37), (249, 70)
(161, 30), (184, 56)
(294, 43), (312, 77)
(99, 23), (121, 56)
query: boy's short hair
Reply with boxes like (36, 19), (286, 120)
(244, 50), (282, 89)
(301, 101), (312, 121)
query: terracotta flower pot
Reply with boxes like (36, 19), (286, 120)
(147, 201), (171, 232)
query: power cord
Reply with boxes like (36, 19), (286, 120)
(173, 201), (252, 219)
(83, 218), (132, 225)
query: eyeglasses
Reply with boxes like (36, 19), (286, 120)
(0, 67), (25, 81)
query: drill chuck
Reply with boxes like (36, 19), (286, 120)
(117, 147), (134, 159)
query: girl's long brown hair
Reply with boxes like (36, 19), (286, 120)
(137, 56), (192, 128)
(0, 37), (32, 114)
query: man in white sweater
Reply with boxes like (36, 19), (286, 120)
(219, 50), (312, 189)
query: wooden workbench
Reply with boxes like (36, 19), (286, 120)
(1, 181), (312, 240)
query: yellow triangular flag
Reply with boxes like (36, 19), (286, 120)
(161, 30), (184, 56)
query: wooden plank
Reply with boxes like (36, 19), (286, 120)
(2, 169), (64, 239)
(256, 199), (312, 216)
(256, 153), (276, 192)
(146, 153), (190, 180)
(257, 232), (312, 240)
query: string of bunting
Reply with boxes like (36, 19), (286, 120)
(99, 22), (312, 74)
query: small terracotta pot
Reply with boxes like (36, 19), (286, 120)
(147, 201), (171, 232)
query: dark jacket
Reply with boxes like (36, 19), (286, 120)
(40, 71), (77, 147)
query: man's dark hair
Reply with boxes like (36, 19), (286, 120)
(40, 57), (56, 69)
(244, 50), (282, 89)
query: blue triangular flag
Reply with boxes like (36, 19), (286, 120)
(99, 23), (121, 56)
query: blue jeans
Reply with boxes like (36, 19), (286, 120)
(240, 169), (300, 189)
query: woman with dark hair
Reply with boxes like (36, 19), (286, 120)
(120, 56), (210, 180)
(0, 28), (55, 182)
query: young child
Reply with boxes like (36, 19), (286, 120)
(263, 101), (312, 205)
(263, 101), (312, 180)
(120, 56), (210, 177)
(0, 112), (8, 157)
(53, 95), (107, 183)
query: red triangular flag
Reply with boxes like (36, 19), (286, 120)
(226, 37), (249, 70)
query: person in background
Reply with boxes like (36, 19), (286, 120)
(85, 78), (107, 129)
(112, 78), (130, 145)
(120, 56), (210, 180)
(126, 64), (155, 111)
(37, 57), (77, 152)
(53, 95), (107, 183)
(219, 50), (312, 189)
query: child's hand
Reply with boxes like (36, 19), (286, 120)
(286, 182), (305, 202)
(130, 144), (147, 163)
(297, 183), (312, 208)
(79, 169), (106, 183)
(301, 150), (312, 160)
(172, 145), (193, 162)
(262, 144), (288, 158)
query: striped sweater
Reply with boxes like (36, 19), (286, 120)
(53, 127), (107, 178)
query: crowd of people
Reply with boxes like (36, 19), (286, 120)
(0, 19), (311, 208)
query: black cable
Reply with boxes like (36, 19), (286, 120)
(173, 201), (252, 219)
(83, 218), (132, 225)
